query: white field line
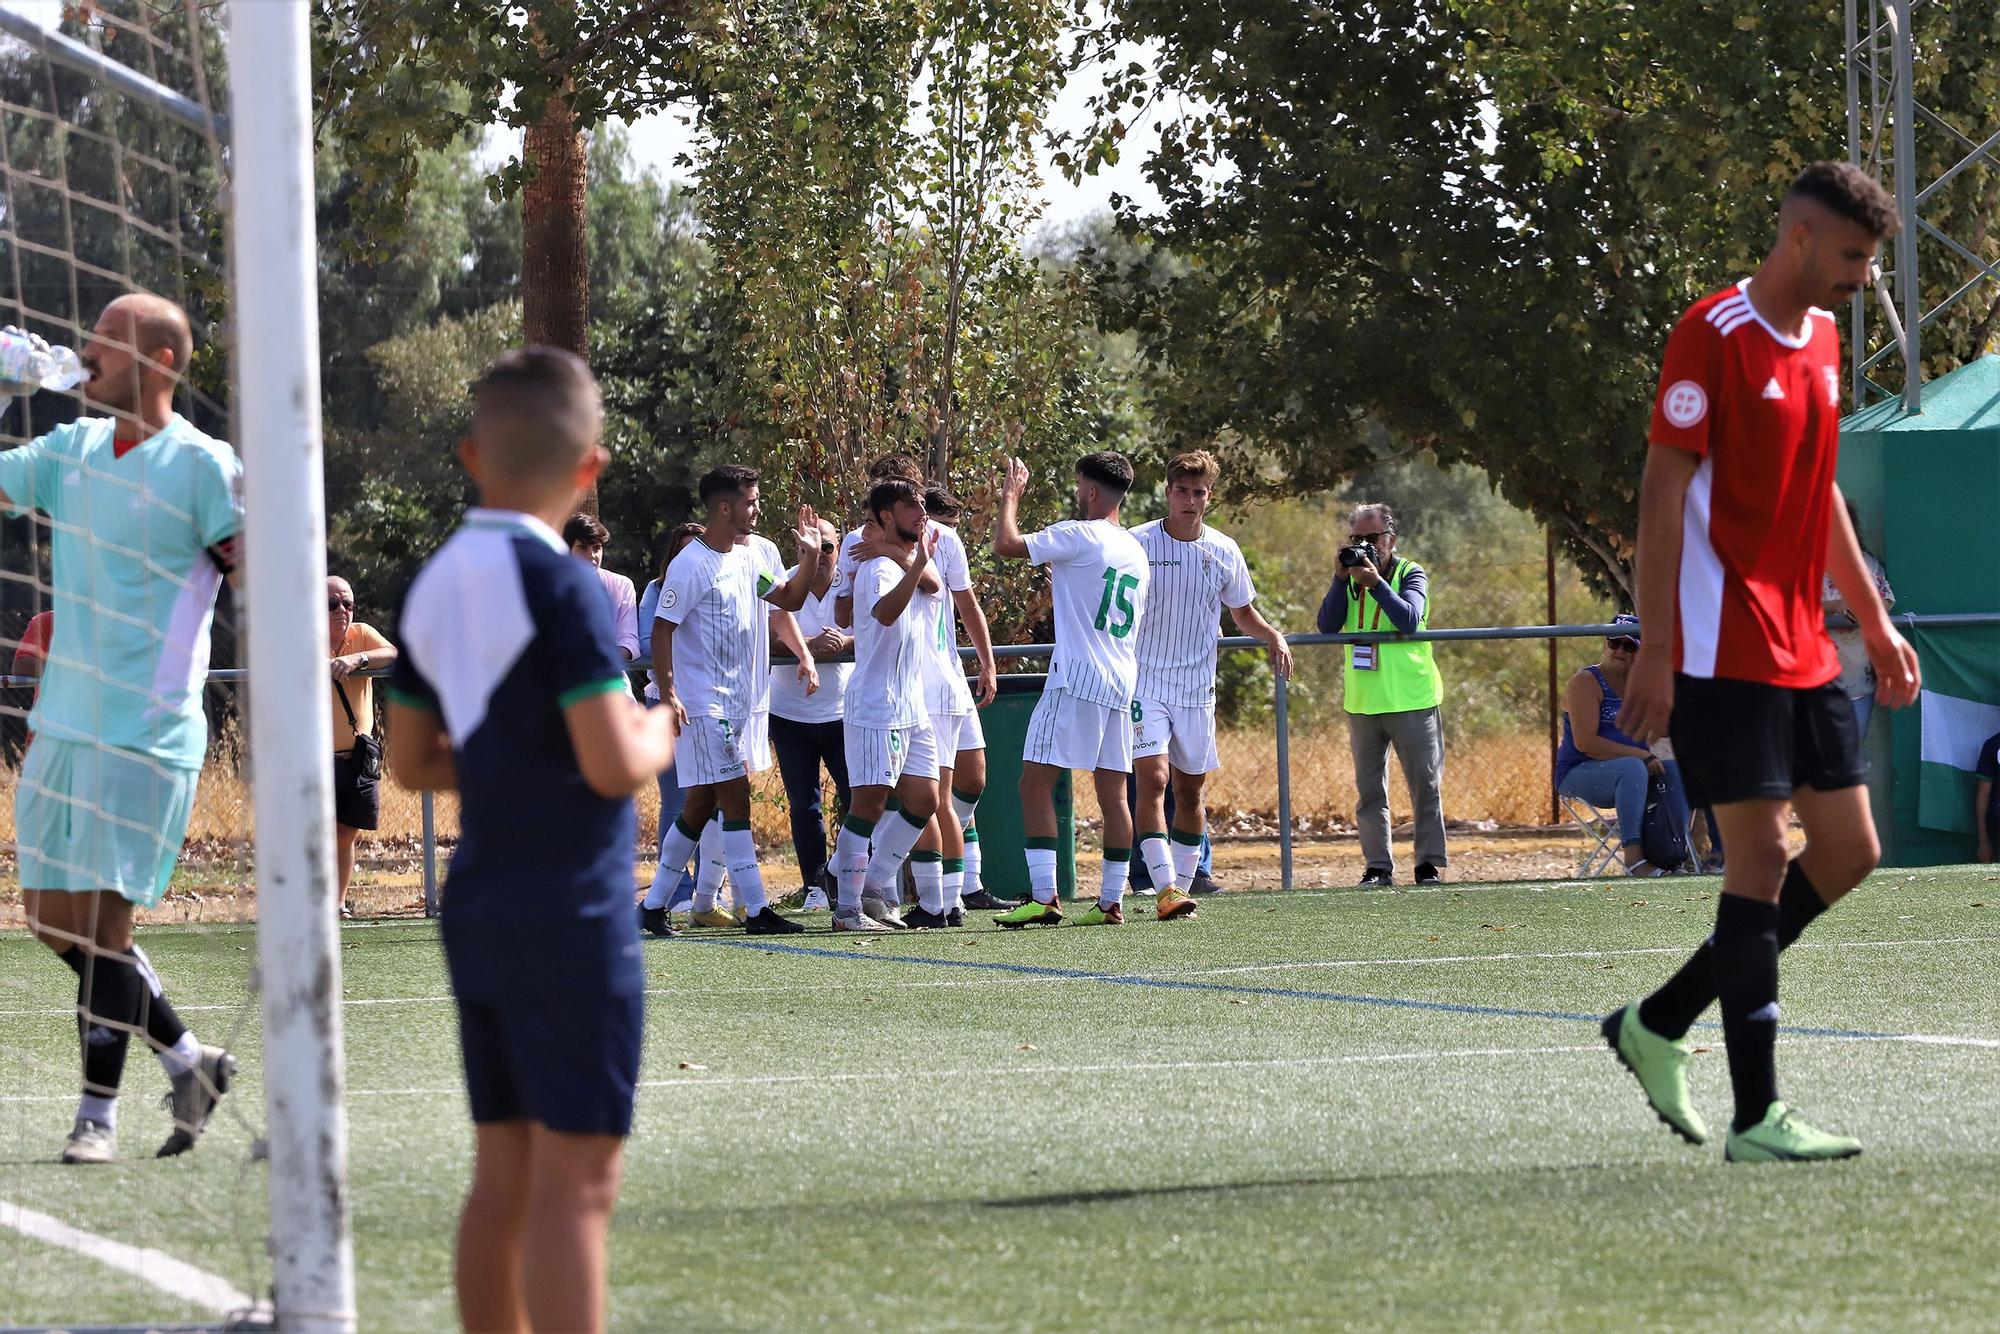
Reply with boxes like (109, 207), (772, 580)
(0, 935), (1994, 1017)
(0, 1197), (261, 1317)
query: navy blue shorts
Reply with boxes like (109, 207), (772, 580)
(456, 990), (644, 1137)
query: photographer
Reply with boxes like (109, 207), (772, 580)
(1316, 502), (1447, 886)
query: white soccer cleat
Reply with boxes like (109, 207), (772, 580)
(862, 895), (910, 930)
(801, 888), (830, 912)
(834, 910), (894, 933)
(60, 1117), (116, 1165)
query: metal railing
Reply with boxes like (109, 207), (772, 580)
(6, 610), (1992, 908)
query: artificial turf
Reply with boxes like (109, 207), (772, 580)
(2, 866), (1997, 1331)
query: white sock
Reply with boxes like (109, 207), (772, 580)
(835, 818), (873, 914)
(951, 789), (979, 828)
(721, 823), (767, 915)
(864, 809), (928, 898)
(644, 816), (703, 909)
(911, 853), (946, 913)
(1100, 848), (1130, 908)
(1170, 831), (1203, 892)
(1026, 844), (1058, 904)
(961, 827), (982, 897)
(79, 1092), (117, 1127)
(693, 819), (728, 912)
(1138, 834), (1175, 897)
(943, 863), (965, 912)
(157, 1030), (200, 1079)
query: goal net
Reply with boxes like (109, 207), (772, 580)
(0, 3), (350, 1330)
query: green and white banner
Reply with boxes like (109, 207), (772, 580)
(1912, 625), (2000, 834)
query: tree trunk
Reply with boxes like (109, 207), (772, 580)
(521, 86), (595, 509)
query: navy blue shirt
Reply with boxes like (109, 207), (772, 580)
(389, 509), (642, 1001)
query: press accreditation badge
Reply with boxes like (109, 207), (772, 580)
(1352, 642), (1378, 671)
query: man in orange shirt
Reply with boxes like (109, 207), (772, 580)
(329, 575), (397, 917)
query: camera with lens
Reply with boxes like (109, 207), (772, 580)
(1338, 539), (1378, 571)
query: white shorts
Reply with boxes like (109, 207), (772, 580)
(929, 708), (985, 760)
(744, 708), (773, 774)
(1132, 698), (1221, 775)
(679, 715), (751, 787)
(845, 720), (941, 790)
(1023, 687), (1135, 774)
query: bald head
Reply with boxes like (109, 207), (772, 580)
(101, 293), (193, 377)
(470, 346), (603, 485)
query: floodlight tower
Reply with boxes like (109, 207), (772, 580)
(1846, 0), (2000, 412)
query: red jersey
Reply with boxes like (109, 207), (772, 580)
(1648, 280), (1843, 688)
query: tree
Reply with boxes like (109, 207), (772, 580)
(1067, 1), (2000, 596)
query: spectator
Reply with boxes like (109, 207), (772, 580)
(329, 576), (397, 918)
(1553, 615), (1691, 875)
(1317, 501), (1446, 886)
(1822, 498), (1895, 739)
(565, 512), (640, 662)
(638, 523), (707, 915)
(1977, 730), (2000, 864)
(768, 515), (851, 907)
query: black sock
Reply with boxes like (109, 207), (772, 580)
(1711, 894), (1781, 1133)
(78, 950), (144, 1100)
(59, 944), (189, 1055)
(1637, 862), (1829, 1040)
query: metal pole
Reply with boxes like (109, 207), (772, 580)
(1546, 531), (1559, 826)
(0, 5), (228, 139)
(1892, 0), (1921, 412)
(1846, 0), (1867, 407)
(1274, 670), (1293, 891)
(422, 790), (439, 917)
(231, 3), (356, 1329)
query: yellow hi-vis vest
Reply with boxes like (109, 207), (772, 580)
(1341, 557), (1444, 716)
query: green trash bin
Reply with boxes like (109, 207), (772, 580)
(974, 674), (1077, 901)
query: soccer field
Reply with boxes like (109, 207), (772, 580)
(3, 868), (1998, 1331)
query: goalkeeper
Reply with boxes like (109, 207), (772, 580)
(0, 295), (241, 1164)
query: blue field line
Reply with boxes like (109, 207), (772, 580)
(695, 938), (1913, 1042)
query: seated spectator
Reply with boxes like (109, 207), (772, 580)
(1553, 614), (1690, 876)
(329, 576), (397, 917)
(565, 512), (640, 662)
(1977, 731), (2000, 864)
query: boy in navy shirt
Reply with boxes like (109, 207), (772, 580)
(388, 347), (674, 1334)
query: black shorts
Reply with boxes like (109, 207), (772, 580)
(332, 749), (380, 831)
(457, 990), (644, 1137)
(1669, 674), (1865, 808)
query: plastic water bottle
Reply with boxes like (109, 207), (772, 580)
(0, 326), (86, 396)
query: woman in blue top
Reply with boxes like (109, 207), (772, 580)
(1554, 615), (1691, 875)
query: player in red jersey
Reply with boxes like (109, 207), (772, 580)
(1602, 162), (1921, 1163)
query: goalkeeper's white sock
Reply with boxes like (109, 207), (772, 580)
(721, 823), (767, 916)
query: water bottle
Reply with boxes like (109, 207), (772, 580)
(0, 326), (86, 396)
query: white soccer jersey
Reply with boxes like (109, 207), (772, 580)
(1024, 518), (1149, 709)
(658, 533), (786, 719)
(920, 522), (976, 715)
(846, 554), (929, 730)
(1131, 520), (1256, 706)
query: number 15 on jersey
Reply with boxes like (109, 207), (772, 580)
(1095, 567), (1138, 638)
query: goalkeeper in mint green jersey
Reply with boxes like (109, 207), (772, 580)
(0, 295), (241, 1165)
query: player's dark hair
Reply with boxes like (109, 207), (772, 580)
(1075, 451), (1135, 496)
(923, 485), (965, 519)
(471, 347), (602, 481)
(868, 478), (921, 522)
(868, 453), (926, 485)
(657, 522), (706, 581)
(562, 512), (610, 549)
(1787, 161), (1900, 239)
(698, 464), (759, 507)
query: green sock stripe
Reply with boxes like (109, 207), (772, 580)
(886, 795), (902, 814)
(1138, 830), (1168, 846)
(963, 828), (980, 843)
(951, 788), (981, 805)
(843, 815), (877, 837)
(722, 820), (751, 833)
(910, 850), (944, 864)
(673, 816), (703, 839)
(1025, 836), (1059, 851)
(943, 858), (965, 873)
(1169, 828), (1205, 847)
(1103, 846), (1131, 862)
(900, 809), (929, 831)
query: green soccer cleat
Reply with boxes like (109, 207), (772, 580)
(994, 898), (1063, 929)
(1601, 1003), (1708, 1145)
(1074, 901), (1125, 926)
(1725, 1102), (1862, 1164)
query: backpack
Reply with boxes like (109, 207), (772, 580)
(1640, 773), (1689, 871)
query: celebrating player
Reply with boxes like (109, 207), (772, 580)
(1, 295), (239, 1164)
(649, 465), (823, 935)
(992, 452), (1150, 926)
(1129, 451), (1293, 921)
(832, 478), (943, 932)
(1605, 161), (1920, 1163)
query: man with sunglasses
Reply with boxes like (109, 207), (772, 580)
(1316, 501), (1446, 886)
(1554, 614), (1687, 876)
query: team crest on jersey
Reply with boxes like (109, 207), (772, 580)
(1822, 365), (1840, 406)
(1662, 380), (1707, 428)
(662, 588), (677, 609)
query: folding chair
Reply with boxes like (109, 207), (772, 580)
(1559, 793), (1623, 878)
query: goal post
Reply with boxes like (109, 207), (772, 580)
(229, 3), (357, 1330)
